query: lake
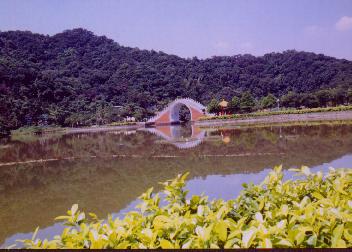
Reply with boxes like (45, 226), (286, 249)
(1, 122), (352, 247)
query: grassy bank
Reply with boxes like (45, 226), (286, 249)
(198, 119), (352, 130)
(200, 105), (352, 121)
(11, 126), (66, 136)
(108, 121), (137, 126)
(17, 166), (352, 249)
(9, 122), (137, 137)
(9, 126), (67, 143)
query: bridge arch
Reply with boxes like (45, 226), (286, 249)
(147, 98), (209, 125)
(170, 102), (193, 123)
(142, 125), (206, 149)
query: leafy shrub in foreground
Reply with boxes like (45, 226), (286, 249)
(17, 166), (352, 248)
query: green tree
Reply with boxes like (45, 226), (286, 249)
(281, 91), (299, 108)
(260, 93), (277, 109)
(48, 104), (67, 125)
(330, 87), (347, 106)
(228, 96), (240, 114)
(132, 106), (146, 121)
(347, 88), (352, 104)
(207, 99), (220, 114)
(316, 89), (331, 107)
(240, 91), (256, 113)
(300, 93), (319, 108)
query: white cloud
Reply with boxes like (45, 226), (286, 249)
(335, 16), (352, 31)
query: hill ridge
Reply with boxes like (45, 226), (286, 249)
(1, 28), (352, 133)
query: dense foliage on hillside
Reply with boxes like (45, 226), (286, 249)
(1, 28), (352, 133)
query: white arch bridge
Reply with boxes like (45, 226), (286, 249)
(147, 98), (210, 126)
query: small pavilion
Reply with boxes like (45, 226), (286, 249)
(218, 99), (229, 115)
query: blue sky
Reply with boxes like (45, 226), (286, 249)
(1, 0), (352, 59)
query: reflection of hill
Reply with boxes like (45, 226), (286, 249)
(1, 123), (352, 244)
(2, 124), (352, 164)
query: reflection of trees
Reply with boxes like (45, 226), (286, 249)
(2, 124), (352, 164)
(1, 123), (352, 244)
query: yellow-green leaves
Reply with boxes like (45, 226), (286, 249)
(332, 224), (346, 248)
(159, 239), (174, 249)
(153, 215), (171, 230)
(195, 224), (213, 242)
(255, 212), (264, 223)
(16, 168), (352, 249)
(71, 204), (78, 216)
(260, 238), (272, 248)
(241, 227), (257, 248)
(214, 220), (228, 241)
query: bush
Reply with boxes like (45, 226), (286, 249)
(16, 166), (352, 249)
(240, 91), (256, 113)
(207, 98), (220, 114)
(10, 126), (65, 136)
(108, 121), (137, 126)
(10, 126), (44, 135)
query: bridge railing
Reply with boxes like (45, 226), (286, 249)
(147, 98), (208, 123)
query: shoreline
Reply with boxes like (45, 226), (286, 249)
(7, 124), (144, 139)
(195, 110), (352, 127)
(65, 123), (143, 134)
(6, 110), (352, 138)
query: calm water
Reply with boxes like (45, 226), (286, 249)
(1, 122), (352, 247)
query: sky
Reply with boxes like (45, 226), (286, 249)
(1, 0), (352, 59)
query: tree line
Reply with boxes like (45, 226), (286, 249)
(208, 87), (352, 114)
(1, 29), (352, 134)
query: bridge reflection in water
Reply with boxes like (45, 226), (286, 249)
(141, 124), (206, 149)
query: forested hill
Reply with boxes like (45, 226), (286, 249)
(1, 28), (352, 132)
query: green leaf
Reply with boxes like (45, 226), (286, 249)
(197, 205), (204, 216)
(71, 204), (78, 216)
(255, 212), (264, 223)
(261, 238), (272, 248)
(343, 229), (352, 242)
(55, 216), (70, 221)
(332, 224), (344, 247)
(224, 238), (236, 248)
(180, 172), (190, 182)
(301, 166), (311, 176)
(306, 234), (317, 246)
(160, 239), (174, 249)
(348, 200), (352, 209)
(336, 239), (347, 248)
(312, 192), (324, 200)
(214, 220), (228, 242)
(281, 204), (289, 216)
(276, 239), (293, 247)
(31, 227), (39, 241)
(295, 230), (306, 245)
(77, 212), (86, 223)
(182, 239), (192, 249)
(89, 212), (98, 221)
(242, 228), (257, 248)
(153, 215), (171, 230)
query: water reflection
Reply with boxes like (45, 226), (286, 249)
(1, 122), (352, 247)
(142, 124), (206, 149)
